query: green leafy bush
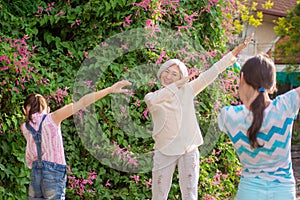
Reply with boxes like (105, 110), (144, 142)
(0, 0), (242, 199)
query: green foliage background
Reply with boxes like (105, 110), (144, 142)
(274, 1), (300, 68)
(0, 0), (241, 199)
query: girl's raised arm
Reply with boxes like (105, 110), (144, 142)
(51, 80), (131, 125)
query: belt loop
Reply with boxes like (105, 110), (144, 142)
(37, 160), (43, 168)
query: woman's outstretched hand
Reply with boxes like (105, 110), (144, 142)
(231, 33), (254, 57)
(175, 71), (199, 89)
(111, 80), (132, 93)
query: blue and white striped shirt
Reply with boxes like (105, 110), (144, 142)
(218, 89), (300, 183)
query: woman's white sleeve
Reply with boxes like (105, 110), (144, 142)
(144, 83), (178, 109)
(190, 52), (236, 96)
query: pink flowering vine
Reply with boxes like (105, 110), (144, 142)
(155, 49), (167, 65)
(0, 34), (37, 93)
(176, 12), (198, 32)
(125, 89), (135, 97)
(123, 65), (130, 72)
(121, 44), (128, 50)
(188, 67), (199, 80)
(130, 174), (140, 185)
(105, 179), (111, 187)
(34, 2), (55, 17)
(219, 70), (240, 105)
(132, 0), (152, 11)
(144, 179), (152, 189)
(120, 14), (132, 27)
(212, 172), (221, 186)
(55, 10), (64, 16)
(102, 42), (108, 47)
(147, 81), (156, 87)
(132, 99), (141, 107)
(51, 87), (69, 106)
(67, 50), (74, 58)
(142, 107), (149, 120)
(121, 106), (128, 118)
(67, 166), (97, 196)
(112, 141), (138, 167)
(71, 19), (81, 28)
(203, 194), (217, 200)
(83, 80), (93, 88)
(145, 19), (154, 28)
(0, 66), (10, 71)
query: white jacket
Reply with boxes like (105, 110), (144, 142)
(145, 52), (236, 155)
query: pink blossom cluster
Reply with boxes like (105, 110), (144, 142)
(112, 141), (138, 167)
(71, 20), (81, 28)
(34, 2), (67, 18)
(133, 0), (180, 18)
(35, 2), (56, 17)
(129, 174), (152, 189)
(0, 35), (35, 93)
(0, 35), (71, 106)
(67, 166), (97, 196)
(219, 70), (240, 105)
(50, 87), (69, 106)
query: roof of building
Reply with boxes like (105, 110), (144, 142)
(255, 0), (297, 17)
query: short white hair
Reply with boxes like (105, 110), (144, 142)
(157, 59), (188, 80)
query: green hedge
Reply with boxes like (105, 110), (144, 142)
(0, 0), (241, 199)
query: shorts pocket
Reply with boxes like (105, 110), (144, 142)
(28, 168), (43, 198)
(41, 167), (66, 199)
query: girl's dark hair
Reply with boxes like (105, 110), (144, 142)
(23, 94), (48, 122)
(240, 54), (276, 148)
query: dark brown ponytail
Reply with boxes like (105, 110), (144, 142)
(248, 92), (265, 148)
(23, 94), (47, 122)
(240, 55), (276, 149)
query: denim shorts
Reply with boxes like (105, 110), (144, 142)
(28, 160), (67, 200)
(235, 177), (296, 200)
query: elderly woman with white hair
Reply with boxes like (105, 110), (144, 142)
(144, 35), (253, 200)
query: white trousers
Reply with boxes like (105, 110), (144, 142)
(152, 149), (200, 200)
